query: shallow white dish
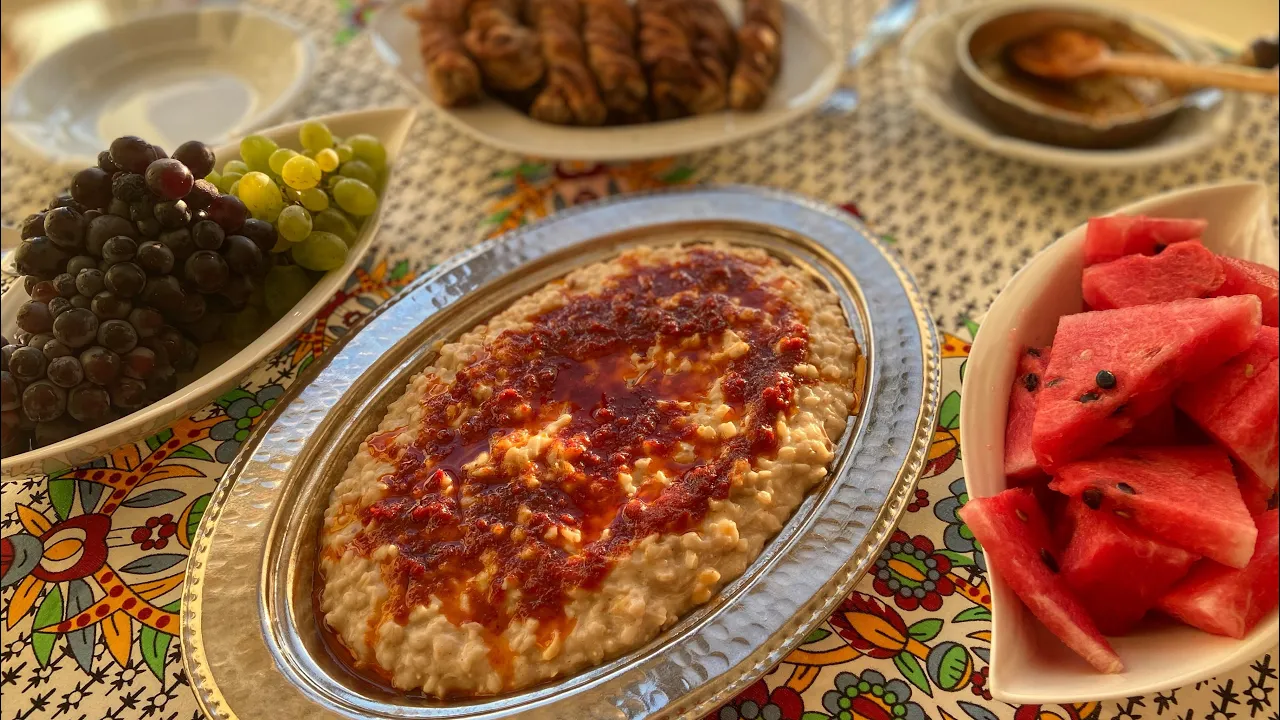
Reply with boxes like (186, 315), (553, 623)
(958, 181), (1280, 703)
(0, 106), (417, 477)
(899, 0), (1240, 171)
(2, 7), (315, 168)
(369, 0), (840, 161)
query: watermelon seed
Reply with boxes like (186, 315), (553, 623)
(1153, 243), (1167, 254)
(1095, 370), (1117, 389)
(1082, 488), (1103, 509)
(1111, 403), (1128, 417)
(1116, 482), (1136, 495)
(1079, 392), (1100, 403)
(1046, 378), (1063, 388)
(1114, 509), (1133, 519)
(1027, 347), (1042, 357)
(1039, 548), (1059, 573)
(1015, 508), (1029, 522)
(1023, 373), (1040, 392)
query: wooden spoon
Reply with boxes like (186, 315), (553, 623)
(1011, 28), (1280, 95)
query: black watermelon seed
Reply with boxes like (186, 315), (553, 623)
(1079, 392), (1100, 403)
(1023, 373), (1040, 392)
(1111, 403), (1128, 417)
(1040, 548), (1059, 573)
(1027, 347), (1042, 357)
(1114, 509), (1133, 519)
(1153, 243), (1168, 254)
(1117, 482), (1136, 495)
(1082, 488), (1103, 509)
(1095, 370), (1117, 389)
(1046, 378), (1063, 387)
(1015, 508), (1029, 522)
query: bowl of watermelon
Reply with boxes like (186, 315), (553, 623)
(959, 181), (1279, 703)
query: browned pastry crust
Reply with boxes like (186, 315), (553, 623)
(463, 0), (545, 91)
(583, 0), (648, 116)
(730, 0), (783, 110)
(406, 0), (483, 107)
(636, 0), (735, 119)
(525, 0), (608, 126)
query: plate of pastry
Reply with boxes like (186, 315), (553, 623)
(370, 0), (842, 160)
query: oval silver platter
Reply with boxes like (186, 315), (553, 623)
(181, 186), (941, 720)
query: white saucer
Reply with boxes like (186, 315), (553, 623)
(369, 0), (840, 161)
(2, 7), (314, 168)
(898, 0), (1241, 171)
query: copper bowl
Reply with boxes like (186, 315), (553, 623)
(956, 4), (1198, 149)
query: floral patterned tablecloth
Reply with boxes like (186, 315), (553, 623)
(1, 1), (1277, 719)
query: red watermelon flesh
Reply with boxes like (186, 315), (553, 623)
(1176, 326), (1280, 489)
(1061, 500), (1198, 635)
(959, 487), (1123, 673)
(1081, 241), (1224, 311)
(1118, 401), (1177, 447)
(1049, 446), (1257, 568)
(1032, 296), (1262, 469)
(1238, 464), (1279, 516)
(1084, 215), (1207, 266)
(1157, 509), (1279, 638)
(1006, 346), (1053, 483)
(1212, 256), (1279, 327)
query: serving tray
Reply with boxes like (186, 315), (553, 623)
(180, 186), (941, 720)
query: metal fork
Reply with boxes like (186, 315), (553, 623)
(820, 0), (920, 114)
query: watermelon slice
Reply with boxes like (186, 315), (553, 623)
(1061, 500), (1198, 635)
(1212, 256), (1279, 327)
(959, 488), (1123, 673)
(1157, 509), (1279, 638)
(1239, 464), (1279, 516)
(1083, 215), (1207, 266)
(1176, 326), (1280, 489)
(1049, 446), (1257, 568)
(1081, 241), (1224, 310)
(1118, 402), (1177, 447)
(1006, 346), (1052, 483)
(1033, 296), (1262, 469)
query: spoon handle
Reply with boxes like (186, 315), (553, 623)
(1102, 53), (1280, 95)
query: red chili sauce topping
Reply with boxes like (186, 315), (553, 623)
(350, 248), (812, 636)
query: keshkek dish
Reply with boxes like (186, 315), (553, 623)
(317, 243), (860, 696)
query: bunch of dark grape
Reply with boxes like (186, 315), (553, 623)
(2, 136), (278, 457)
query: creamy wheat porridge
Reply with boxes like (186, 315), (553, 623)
(317, 243), (860, 697)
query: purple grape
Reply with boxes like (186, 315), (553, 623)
(20, 213), (46, 239)
(145, 158), (193, 200)
(184, 250), (229, 293)
(175, 291), (206, 323)
(146, 366), (178, 401)
(80, 346), (121, 386)
(76, 268), (106, 297)
(44, 207), (86, 251)
(192, 220), (225, 250)
(128, 307), (165, 338)
(70, 295), (92, 310)
(185, 179), (218, 210)
(91, 292), (131, 320)
(121, 346), (156, 379)
(26, 334), (53, 352)
(9, 346), (46, 383)
(206, 194), (248, 233)
(136, 241), (174, 275)
(153, 199), (191, 229)
(142, 275), (184, 309)
(47, 297), (72, 318)
(219, 274), (255, 311)
(52, 273), (77, 297)
(101, 235), (137, 264)
(98, 319), (139, 354)
(111, 172), (148, 202)
(222, 235), (264, 275)
(16, 301), (53, 334)
(41, 339), (72, 360)
(173, 140), (215, 179)
(47, 356), (84, 388)
(136, 218), (161, 238)
(158, 228), (194, 261)
(14, 236), (69, 278)
(109, 136), (156, 174)
(237, 218), (278, 255)
(22, 381), (66, 422)
(66, 255), (97, 276)
(111, 377), (148, 411)
(86, 214), (137, 256)
(97, 150), (121, 174)
(71, 167), (113, 209)
(108, 198), (131, 219)
(0, 372), (18, 411)
(53, 308), (99, 349)
(104, 263), (146, 298)
(67, 383), (112, 423)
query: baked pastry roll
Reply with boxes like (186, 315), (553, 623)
(525, 0), (608, 125)
(464, 0), (545, 91)
(406, 0), (483, 107)
(583, 0), (648, 116)
(729, 0), (783, 110)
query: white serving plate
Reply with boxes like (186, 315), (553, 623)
(959, 181), (1280, 703)
(2, 6), (315, 168)
(0, 106), (417, 477)
(899, 0), (1240, 171)
(369, 0), (840, 161)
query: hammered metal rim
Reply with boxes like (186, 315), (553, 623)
(181, 186), (941, 720)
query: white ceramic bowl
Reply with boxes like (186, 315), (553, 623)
(0, 106), (417, 477)
(958, 181), (1280, 702)
(2, 6), (315, 168)
(899, 0), (1240, 171)
(368, 0), (840, 161)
